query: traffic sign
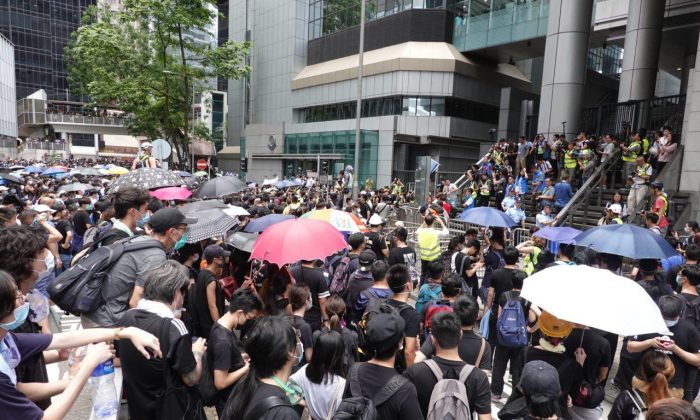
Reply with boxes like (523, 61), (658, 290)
(196, 159), (207, 171)
(150, 139), (171, 160)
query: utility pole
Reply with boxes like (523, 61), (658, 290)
(352, 0), (366, 200)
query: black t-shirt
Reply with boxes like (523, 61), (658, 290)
(72, 209), (91, 236)
(420, 329), (492, 370)
(403, 356), (492, 417)
(636, 277), (674, 304)
(192, 269), (224, 338)
(288, 266), (330, 331)
(563, 328), (611, 385)
(490, 267), (520, 312)
(342, 363), (423, 420)
(388, 246), (416, 267)
(292, 315), (313, 370)
(119, 310), (200, 420)
(365, 231), (387, 261)
(483, 248), (505, 289)
(386, 299), (420, 339)
(208, 322), (245, 410)
(454, 252), (479, 298)
(15, 319), (50, 410)
(498, 290), (532, 319)
(56, 219), (72, 255)
(231, 382), (300, 420)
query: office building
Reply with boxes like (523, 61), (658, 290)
(0, 33), (17, 159)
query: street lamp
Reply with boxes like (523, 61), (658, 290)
(352, 0), (366, 200)
(163, 69), (196, 171)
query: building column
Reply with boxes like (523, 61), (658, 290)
(617, 0), (665, 102)
(680, 31), (700, 222)
(536, 0), (594, 139)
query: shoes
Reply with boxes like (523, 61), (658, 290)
(491, 393), (502, 403)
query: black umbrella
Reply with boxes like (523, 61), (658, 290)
(186, 208), (239, 243)
(195, 176), (247, 199)
(179, 200), (228, 215)
(108, 168), (184, 193)
(226, 231), (258, 253)
(0, 173), (23, 184)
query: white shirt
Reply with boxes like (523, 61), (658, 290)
(536, 212), (553, 228)
(290, 365), (345, 420)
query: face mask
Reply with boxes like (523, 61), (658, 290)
(33, 253), (52, 279)
(137, 212), (150, 229)
(665, 319), (678, 328)
(0, 303), (30, 331)
(676, 275), (683, 287)
(173, 231), (187, 251)
(27, 290), (49, 323)
(85, 205), (92, 211)
(192, 253), (199, 262)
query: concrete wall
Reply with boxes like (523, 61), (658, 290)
(680, 32), (700, 222)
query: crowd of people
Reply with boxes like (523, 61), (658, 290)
(0, 125), (696, 420)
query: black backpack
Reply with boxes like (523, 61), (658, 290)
(49, 236), (164, 316)
(681, 294), (700, 332)
(332, 363), (409, 420)
(357, 300), (410, 362)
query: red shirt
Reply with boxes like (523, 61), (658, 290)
(442, 201), (452, 215)
(653, 196), (669, 228)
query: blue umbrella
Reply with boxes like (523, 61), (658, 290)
(291, 179), (304, 187)
(41, 167), (66, 176)
(243, 214), (294, 233)
(533, 227), (582, 244)
(458, 207), (517, 228)
(573, 224), (677, 259)
(25, 166), (43, 173)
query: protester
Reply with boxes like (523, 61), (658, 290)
(354, 260), (393, 322)
(416, 214), (449, 285)
(288, 259), (330, 332)
(289, 284), (314, 367)
(386, 264), (420, 372)
(191, 244), (230, 338)
(313, 294), (359, 368)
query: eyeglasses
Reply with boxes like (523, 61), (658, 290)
(15, 292), (26, 306)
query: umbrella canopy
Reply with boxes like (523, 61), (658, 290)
(226, 231), (258, 253)
(76, 167), (102, 176)
(186, 208), (239, 243)
(24, 166), (43, 173)
(196, 176), (247, 199)
(244, 214), (294, 233)
(0, 173), (23, 184)
(458, 207), (517, 228)
(193, 171), (208, 177)
(222, 205), (250, 218)
(177, 171), (192, 177)
(275, 180), (293, 189)
(250, 219), (347, 266)
(574, 224), (677, 259)
(41, 167), (66, 176)
(108, 168), (184, 193)
(58, 183), (92, 194)
(179, 200), (228, 215)
(301, 209), (368, 233)
(521, 265), (670, 336)
(106, 166), (129, 175)
(533, 226), (582, 244)
(9, 165), (25, 170)
(149, 186), (193, 201)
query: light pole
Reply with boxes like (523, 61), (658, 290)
(352, 0), (366, 200)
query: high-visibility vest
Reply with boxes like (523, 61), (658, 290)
(564, 150), (577, 168)
(642, 138), (650, 156)
(635, 163), (651, 178)
(612, 217), (623, 224)
(622, 141), (640, 162)
(479, 180), (491, 196)
(417, 229), (441, 262)
(656, 194), (668, 216)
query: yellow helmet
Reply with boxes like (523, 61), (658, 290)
(538, 311), (573, 338)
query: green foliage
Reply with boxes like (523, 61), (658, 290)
(65, 0), (250, 161)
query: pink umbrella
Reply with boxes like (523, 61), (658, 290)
(149, 186), (192, 201)
(250, 218), (347, 266)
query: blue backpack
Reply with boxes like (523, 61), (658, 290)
(415, 284), (441, 314)
(496, 291), (528, 348)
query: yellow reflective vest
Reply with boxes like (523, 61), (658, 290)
(623, 140), (640, 162)
(417, 228), (441, 262)
(564, 150), (577, 169)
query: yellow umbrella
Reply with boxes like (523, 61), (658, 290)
(106, 166), (129, 175)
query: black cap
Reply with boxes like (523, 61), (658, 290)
(203, 244), (231, 259)
(518, 360), (561, 403)
(148, 208), (197, 233)
(359, 249), (377, 270)
(650, 181), (664, 190)
(366, 313), (405, 353)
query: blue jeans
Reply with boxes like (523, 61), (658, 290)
(59, 253), (73, 274)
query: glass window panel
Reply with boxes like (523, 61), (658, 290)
(309, 134), (321, 153)
(416, 97), (431, 116)
(431, 98), (445, 116)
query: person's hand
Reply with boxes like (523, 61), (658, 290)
(192, 337), (207, 355)
(574, 347), (586, 366)
(83, 342), (115, 369)
(649, 337), (670, 350)
(241, 276), (254, 290)
(121, 326), (162, 359)
(57, 348), (71, 362)
(55, 257), (63, 269)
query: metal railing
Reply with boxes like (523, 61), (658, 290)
(554, 148), (622, 227)
(46, 113), (125, 126)
(22, 141), (68, 151)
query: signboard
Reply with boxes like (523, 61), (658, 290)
(196, 159), (207, 171)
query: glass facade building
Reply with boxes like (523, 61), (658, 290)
(0, 0), (95, 101)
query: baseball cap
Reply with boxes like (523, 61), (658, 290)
(515, 197), (522, 203)
(538, 311), (573, 338)
(32, 204), (56, 214)
(518, 360), (561, 403)
(203, 244), (231, 259)
(609, 204), (622, 215)
(141, 142), (152, 150)
(366, 313), (405, 353)
(358, 249), (377, 271)
(148, 208), (197, 233)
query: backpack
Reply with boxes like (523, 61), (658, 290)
(681, 294), (700, 332)
(330, 254), (354, 296)
(627, 389), (647, 420)
(332, 363), (409, 420)
(49, 236), (164, 316)
(357, 301), (411, 362)
(415, 283), (442, 314)
(82, 220), (113, 248)
(423, 359), (473, 420)
(496, 291), (528, 348)
(198, 347), (217, 407)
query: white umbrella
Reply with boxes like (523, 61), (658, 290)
(520, 265), (670, 336)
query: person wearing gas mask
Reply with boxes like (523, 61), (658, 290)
(119, 261), (207, 420)
(82, 207), (196, 328)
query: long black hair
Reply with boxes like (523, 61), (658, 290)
(222, 316), (297, 420)
(305, 330), (346, 385)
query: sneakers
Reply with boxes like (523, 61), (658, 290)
(491, 393), (502, 403)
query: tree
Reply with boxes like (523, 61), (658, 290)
(65, 0), (250, 165)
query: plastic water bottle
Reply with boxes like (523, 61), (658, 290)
(91, 359), (118, 419)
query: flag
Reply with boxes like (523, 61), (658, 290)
(430, 159), (440, 174)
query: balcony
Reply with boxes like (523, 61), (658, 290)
(46, 113), (125, 127)
(452, 0), (549, 52)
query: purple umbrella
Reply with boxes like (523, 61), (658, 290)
(533, 227), (582, 244)
(243, 214), (294, 233)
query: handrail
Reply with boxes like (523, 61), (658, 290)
(553, 148), (622, 227)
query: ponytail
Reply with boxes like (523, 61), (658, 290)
(325, 294), (346, 333)
(329, 313), (342, 333)
(646, 371), (672, 407)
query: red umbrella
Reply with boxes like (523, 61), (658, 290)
(250, 218), (347, 266)
(149, 186), (192, 201)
